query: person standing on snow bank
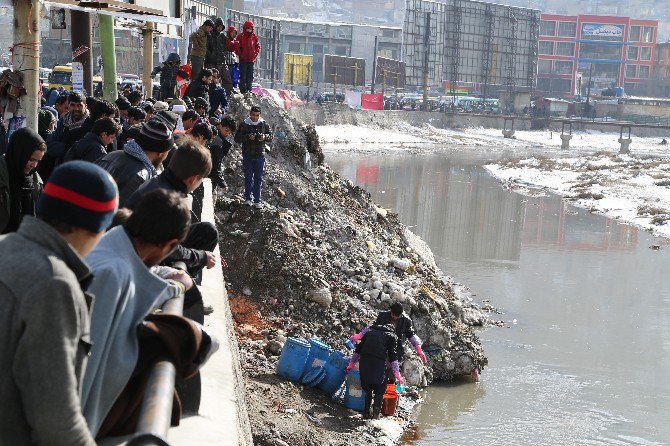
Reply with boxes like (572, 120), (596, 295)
(189, 19), (214, 81)
(234, 105), (272, 208)
(349, 302), (427, 365)
(346, 323), (404, 419)
(236, 20), (260, 95)
(217, 24), (239, 96)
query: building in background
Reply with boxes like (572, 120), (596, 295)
(652, 42), (670, 98)
(226, 10), (402, 89)
(402, 0), (540, 110)
(280, 18), (402, 85)
(538, 14), (658, 97)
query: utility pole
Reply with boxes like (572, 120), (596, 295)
(143, 23), (154, 99)
(422, 12), (431, 111)
(71, 10), (93, 94)
(271, 25), (277, 89)
(371, 35), (378, 94)
(585, 63), (593, 117)
(13, 0), (40, 131)
(98, 15), (117, 102)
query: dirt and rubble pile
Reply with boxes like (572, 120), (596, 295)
(217, 95), (488, 445)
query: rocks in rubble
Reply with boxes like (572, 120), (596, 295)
(307, 287), (333, 308)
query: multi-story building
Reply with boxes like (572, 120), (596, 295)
(538, 13), (658, 97)
(652, 42), (670, 98)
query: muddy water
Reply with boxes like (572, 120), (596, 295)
(327, 149), (670, 445)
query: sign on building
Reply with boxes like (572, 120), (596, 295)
(71, 62), (84, 92)
(324, 55), (366, 87)
(581, 24), (624, 40)
(283, 54), (313, 86)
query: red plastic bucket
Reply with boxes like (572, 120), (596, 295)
(381, 384), (398, 416)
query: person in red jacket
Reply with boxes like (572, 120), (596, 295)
(236, 20), (261, 95)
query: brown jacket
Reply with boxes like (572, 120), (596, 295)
(189, 25), (209, 58)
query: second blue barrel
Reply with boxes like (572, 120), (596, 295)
(318, 350), (347, 395)
(301, 338), (332, 378)
(276, 337), (310, 382)
(342, 369), (366, 412)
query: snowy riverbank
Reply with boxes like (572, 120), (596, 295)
(317, 123), (670, 240)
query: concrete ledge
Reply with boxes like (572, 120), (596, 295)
(168, 179), (253, 446)
(99, 180), (252, 446)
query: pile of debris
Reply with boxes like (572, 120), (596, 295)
(217, 95), (488, 445)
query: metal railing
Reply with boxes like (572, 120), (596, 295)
(127, 266), (186, 446)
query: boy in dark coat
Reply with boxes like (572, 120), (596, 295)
(234, 106), (272, 208)
(347, 324), (404, 419)
(152, 53), (190, 100)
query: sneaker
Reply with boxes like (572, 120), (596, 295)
(244, 199), (253, 206)
(203, 304), (214, 315)
(253, 202), (262, 209)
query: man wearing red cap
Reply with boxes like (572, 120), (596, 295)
(0, 161), (119, 446)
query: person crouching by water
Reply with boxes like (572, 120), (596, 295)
(0, 128), (46, 234)
(346, 324), (405, 419)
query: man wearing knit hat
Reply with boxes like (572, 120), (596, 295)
(115, 96), (131, 123)
(97, 120), (174, 207)
(0, 161), (118, 446)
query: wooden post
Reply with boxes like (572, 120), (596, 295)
(71, 10), (93, 94)
(143, 23), (155, 99)
(13, 0), (40, 131)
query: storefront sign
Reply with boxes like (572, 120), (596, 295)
(71, 62), (84, 92)
(582, 24), (624, 40)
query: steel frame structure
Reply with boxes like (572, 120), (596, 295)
(403, 0), (540, 99)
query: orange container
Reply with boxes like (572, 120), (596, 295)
(381, 384), (398, 416)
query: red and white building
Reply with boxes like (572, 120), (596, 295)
(538, 14), (658, 97)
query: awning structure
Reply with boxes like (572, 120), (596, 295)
(43, 0), (182, 27)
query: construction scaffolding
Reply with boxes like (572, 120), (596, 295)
(226, 10), (282, 85)
(403, 0), (540, 105)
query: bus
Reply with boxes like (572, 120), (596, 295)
(48, 64), (73, 90)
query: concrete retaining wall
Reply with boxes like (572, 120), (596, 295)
(290, 104), (670, 138)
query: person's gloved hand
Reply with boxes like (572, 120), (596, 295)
(393, 370), (405, 385)
(346, 361), (355, 373)
(416, 345), (427, 363)
(349, 332), (363, 343)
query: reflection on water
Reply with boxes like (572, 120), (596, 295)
(328, 151), (670, 445)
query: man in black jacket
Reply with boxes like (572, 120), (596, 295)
(65, 117), (121, 163)
(96, 120), (173, 207)
(126, 137), (219, 278)
(234, 106), (272, 208)
(184, 68), (213, 101)
(349, 302), (427, 364)
(346, 324), (404, 419)
(209, 116), (237, 194)
(63, 99), (118, 157)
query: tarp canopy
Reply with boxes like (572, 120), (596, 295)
(43, 0), (182, 27)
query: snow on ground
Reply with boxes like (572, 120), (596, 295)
(486, 153), (670, 239)
(317, 123), (669, 156)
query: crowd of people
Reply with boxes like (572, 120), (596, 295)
(0, 40), (274, 441)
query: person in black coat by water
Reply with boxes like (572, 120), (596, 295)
(346, 324), (405, 419)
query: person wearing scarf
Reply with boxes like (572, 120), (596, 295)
(0, 128), (46, 233)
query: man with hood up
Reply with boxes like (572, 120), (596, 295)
(235, 20), (261, 94)
(189, 19), (214, 80)
(216, 23), (239, 96)
(205, 17), (223, 70)
(152, 53), (190, 100)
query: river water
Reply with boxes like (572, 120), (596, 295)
(327, 147), (670, 445)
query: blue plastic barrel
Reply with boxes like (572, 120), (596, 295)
(318, 350), (348, 395)
(301, 338), (332, 378)
(342, 369), (366, 412)
(276, 338), (310, 382)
